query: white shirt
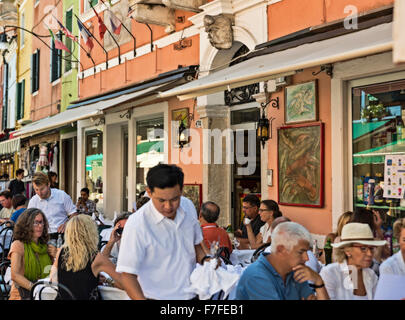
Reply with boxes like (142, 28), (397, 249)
(116, 200), (203, 300)
(319, 260), (378, 300)
(28, 188), (77, 233)
(144, 191), (198, 220)
(259, 223), (272, 243)
(379, 251), (405, 275)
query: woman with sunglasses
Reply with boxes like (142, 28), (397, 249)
(319, 223), (386, 300)
(245, 200), (282, 250)
(8, 208), (53, 300)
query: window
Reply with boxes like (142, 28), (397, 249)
(65, 9), (73, 72)
(20, 13), (25, 48)
(136, 117), (164, 200)
(352, 79), (405, 255)
(85, 130), (103, 207)
(31, 50), (40, 93)
(50, 34), (62, 82)
(16, 79), (25, 120)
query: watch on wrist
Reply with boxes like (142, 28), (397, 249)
(309, 282), (325, 289)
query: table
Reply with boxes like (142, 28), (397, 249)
(98, 286), (130, 300)
(229, 249), (255, 267)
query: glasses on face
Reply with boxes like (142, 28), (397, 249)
(352, 244), (376, 254)
(258, 208), (271, 213)
(33, 221), (44, 227)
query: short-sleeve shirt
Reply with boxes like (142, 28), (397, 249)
(0, 207), (15, 219)
(76, 199), (96, 215)
(379, 251), (405, 275)
(116, 200), (203, 300)
(240, 214), (265, 239)
(235, 253), (314, 300)
(28, 188), (77, 233)
(201, 223), (233, 254)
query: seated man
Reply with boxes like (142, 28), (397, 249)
(199, 201), (233, 255)
(234, 194), (264, 249)
(235, 221), (329, 300)
(76, 187), (96, 216)
(0, 191), (15, 224)
(101, 212), (131, 264)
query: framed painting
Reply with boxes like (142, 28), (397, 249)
(277, 122), (324, 207)
(284, 80), (318, 124)
(183, 184), (202, 213)
(172, 108), (190, 127)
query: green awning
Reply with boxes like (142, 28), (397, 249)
(136, 140), (164, 155)
(352, 120), (389, 140)
(353, 139), (405, 165)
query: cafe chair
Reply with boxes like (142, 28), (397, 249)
(30, 280), (76, 300)
(251, 242), (271, 263)
(0, 223), (13, 262)
(0, 260), (11, 300)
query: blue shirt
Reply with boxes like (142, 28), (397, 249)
(10, 208), (26, 223)
(235, 253), (314, 300)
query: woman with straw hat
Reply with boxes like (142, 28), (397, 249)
(319, 223), (386, 300)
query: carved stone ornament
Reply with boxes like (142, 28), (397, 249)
(129, 3), (176, 33)
(203, 14), (233, 50)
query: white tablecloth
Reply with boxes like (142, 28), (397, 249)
(229, 249), (255, 267)
(98, 286), (130, 300)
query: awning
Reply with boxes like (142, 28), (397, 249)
(0, 138), (20, 155)
(12, 84), (163, 138)
(353, 120), (390, 140)
(160, 22), (393, 100)
(353, 139), (405, 165)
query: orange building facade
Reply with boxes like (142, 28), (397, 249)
(12, 0), (405, 246)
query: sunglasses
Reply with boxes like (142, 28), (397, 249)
(351, 244), (376, 253)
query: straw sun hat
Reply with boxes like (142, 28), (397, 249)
(332, 223), (387, 248)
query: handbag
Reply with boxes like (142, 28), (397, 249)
(17, 285), (31, 300)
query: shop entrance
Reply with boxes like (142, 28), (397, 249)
(230, 106), (261, 231)
(62, 136), (77, 201)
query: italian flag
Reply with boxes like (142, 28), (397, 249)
(49, 29), (71, 53)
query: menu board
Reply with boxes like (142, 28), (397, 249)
(383, 155), (405, 198)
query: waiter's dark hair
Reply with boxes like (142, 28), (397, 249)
(146, 164), (184, 192)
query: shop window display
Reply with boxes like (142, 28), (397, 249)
(352, 79), (405, 255)
(135, 117), (164, 201)
(85, 130), (103, 209)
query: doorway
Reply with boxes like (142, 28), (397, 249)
(231, 106), (261, 231)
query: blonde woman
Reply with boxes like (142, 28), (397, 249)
(50, 215), (122, 300)
(332, 211), (353, 262)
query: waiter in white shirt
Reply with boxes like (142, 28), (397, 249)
(117, 164), (210, 300)
(28, 172), (77, 246)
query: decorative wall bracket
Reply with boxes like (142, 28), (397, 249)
(312, 64), (333, 78)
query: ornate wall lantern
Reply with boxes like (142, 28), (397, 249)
(257, 95), (279, 148)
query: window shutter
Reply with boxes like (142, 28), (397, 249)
(21, 79), (25, 119)
(35, 50), (40, 91)
(16, 82), (21, 120)
(31, 53), (35, 93)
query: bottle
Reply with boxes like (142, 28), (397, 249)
(324, 238), (333, 265)
(57, 234), (63, 248)
(368, 178), (375, 205)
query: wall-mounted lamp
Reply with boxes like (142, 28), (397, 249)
(257, 94), (278, 148)
(0, 33), (8, 50)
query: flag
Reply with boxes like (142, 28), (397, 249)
(109, 14), (122, 35)
(49, 29), (71, 53)
(99, 0), (122, 35)
(54, 16), (77, 42)
(91, 5), (107, 39)
(77, 18), (94, 51)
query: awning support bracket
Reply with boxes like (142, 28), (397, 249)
(312, 64), (333, 78)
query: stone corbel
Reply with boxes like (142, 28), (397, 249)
(129, 3), (176, 33)
(161, 0), (207, 13)
(203, 13), (234, 50)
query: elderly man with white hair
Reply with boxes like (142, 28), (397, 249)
(235, 222), (329, 300)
